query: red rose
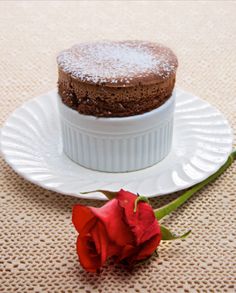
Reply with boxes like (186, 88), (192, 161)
(72, 189), (161, 272)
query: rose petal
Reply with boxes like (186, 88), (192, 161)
(72, 205), (95, 234)
(117, 244), (136, 261)
(134, 204), (161, 244)
(133, 234), (161, 261)
(77, 234), (101, 273)
(117, 189), (161, 245)
(90, 221), (119, 265)
(90, 199), (134, 247)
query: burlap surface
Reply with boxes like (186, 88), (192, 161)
(0, 1), (236, 292)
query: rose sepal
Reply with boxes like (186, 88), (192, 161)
(80, 189), (118, 200)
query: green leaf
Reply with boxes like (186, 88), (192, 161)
(80, 189), (118, 200)
(161, 225), (191, 241)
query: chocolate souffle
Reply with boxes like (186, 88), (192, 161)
(57, 41), (178, 117)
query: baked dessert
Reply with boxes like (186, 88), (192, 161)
(57, 40), (178, 117)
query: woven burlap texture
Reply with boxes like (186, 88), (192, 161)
(0, 1), (236, 292)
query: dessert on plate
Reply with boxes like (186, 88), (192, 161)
(57, 40), (178, 172)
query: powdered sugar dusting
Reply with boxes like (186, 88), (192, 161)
(57, 41), (177, 84)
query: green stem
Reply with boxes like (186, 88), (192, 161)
(155, 150), (236, 220)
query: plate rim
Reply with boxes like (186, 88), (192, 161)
(0, 88), (233, 200)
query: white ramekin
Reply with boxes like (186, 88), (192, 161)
(58, 91), (175, 172)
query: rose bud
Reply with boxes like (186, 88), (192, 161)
(72, 189), (161, 272)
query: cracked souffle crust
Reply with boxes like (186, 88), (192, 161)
(57, 40), (178, 117)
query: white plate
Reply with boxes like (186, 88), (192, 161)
(0, 89), (233, 200)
